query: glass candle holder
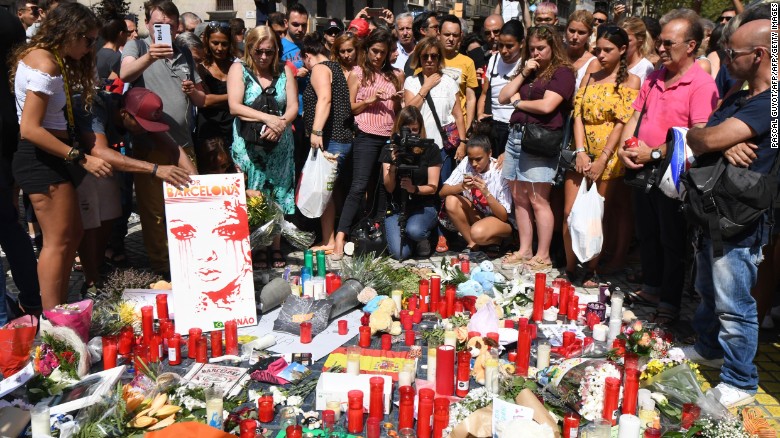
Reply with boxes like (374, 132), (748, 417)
(359, 326), (371, 347)
(299, 322), (313, 344)
(30, 403), (51, 436)
(279, 406), (298, 430)
(346, 346), (361, 376)
(338, 319), (348, 335)
(258, 395), (274, 423)
(586, 302), (607, 321)
(205, 386), (224, 429)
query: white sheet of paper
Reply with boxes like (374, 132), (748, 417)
(537, 324), (587, 347)
(237, 308), (363, 362)
(0, 362), (34, 398)
(122, 289), (175, 319)
(492, 396), (534, 438)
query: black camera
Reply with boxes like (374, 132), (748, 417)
(390, 127), (436, 172)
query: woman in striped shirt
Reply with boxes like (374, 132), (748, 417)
(332, 29), (404, 259)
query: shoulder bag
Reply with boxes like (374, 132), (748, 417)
(519, 78), (564, 158)
(623, 79), (662, 192)
(418, 74), (460, 151)
(240, 64), (281, 151)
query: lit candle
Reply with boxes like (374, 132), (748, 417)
(536, 340), (551, 369)
(225, 320), (239, 355)
(617, 414), (641, 438)
(593, 324), (608, 342)
(141, 306), (154, 343)
(346, 346), (361, 376)
(533, 273), (546, 321)
(436, 345), (455, 396)
(391, 290), (403, 313)
(30, 404), (50, 437)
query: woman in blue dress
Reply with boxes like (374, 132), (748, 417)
(228, 26), (298, 268)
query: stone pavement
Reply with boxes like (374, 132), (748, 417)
(4, 218), (780, 431)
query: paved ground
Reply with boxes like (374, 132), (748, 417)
(4, 217), (780, 431)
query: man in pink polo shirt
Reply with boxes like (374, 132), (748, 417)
(617, 8), (718, 325)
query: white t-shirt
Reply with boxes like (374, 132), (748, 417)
(393, 41), (413, 70)
(576, 57), (597, 90)
(629, 58), (655, 85)
(501, 0), (522, 23)
(404, 74), (460, 150)
(444, 157), (512, 217)
(485, 54), (522, 123)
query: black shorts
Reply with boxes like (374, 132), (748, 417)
(12, 137), (82, 194)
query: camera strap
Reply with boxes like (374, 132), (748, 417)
(417, 74), (448, 140)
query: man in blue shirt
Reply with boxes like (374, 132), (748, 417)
(684, 18), (774, 409)
(278, 3), (309, 174)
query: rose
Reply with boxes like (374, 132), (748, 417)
(638, 332), (652, 347)
(456, 326), (470, 342)
(631, 320), (643, 332)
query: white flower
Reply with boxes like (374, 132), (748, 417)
(286, 395), (303, 407)
(649, 392), (668, 406)
(666, 347), (685, 362)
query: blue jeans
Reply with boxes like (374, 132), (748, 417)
(385, 205), (438, 260)
(439, 148), (456, 186)
(692, 233), (762, 392)
(325, 140), (352, 169)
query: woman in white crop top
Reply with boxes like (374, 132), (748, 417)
(10, 3), (111, 310)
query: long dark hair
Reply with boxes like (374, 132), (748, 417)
(596, 25), (629, 94)
(356, 29), (400, 90)
(202, 22), (237, 67)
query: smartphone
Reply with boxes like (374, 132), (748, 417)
(260, 125), (268, 136)
(153, 23), (172, 46)
(365, 8), (384, 18)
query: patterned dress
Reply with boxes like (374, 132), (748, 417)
(573, 82), (638, 180)
(232, 66), (296, 214)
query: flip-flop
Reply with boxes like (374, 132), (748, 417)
(625, 289), (660, 306)
(436, 236), (449, 253)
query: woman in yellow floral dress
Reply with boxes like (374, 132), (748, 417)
(562, 26), (640, 287)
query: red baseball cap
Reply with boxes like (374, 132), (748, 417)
(123, 87), (169, 133)
(348, 18), (370, 38)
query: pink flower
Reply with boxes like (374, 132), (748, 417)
(632, 321), (643, 332)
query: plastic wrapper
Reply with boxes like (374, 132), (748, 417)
(641, 362), (730, 421)
(468, 301), (500, 336)
(43, 299), (93, 343)
(248, 200), (314, 250)
(0, 315), (37, 377)
(87, 337), (103, 364)
(541, 358), (621, 421)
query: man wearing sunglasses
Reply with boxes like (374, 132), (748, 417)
(482, 14), (503, 57)
(717, 7), (737, 24)
(684, 18), (771, 410)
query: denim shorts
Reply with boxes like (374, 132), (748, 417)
(325, 140), (352, 169)
(502, 124), (559, 183)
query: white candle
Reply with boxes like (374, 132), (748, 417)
(326, 399), (342, 421)
(608, 317), (623, 343)
(312, 279), (326, 300)
(609, 289), (624, 320)
(392, 290), (403, 313)
(347, 347), (361, 376)
(593, 324), (608, 342)
(303, 280), (314, 298)
(444, 330), (457, 347)
(206, 398), (224, 429)
(536, 341), (551, 369)
(427, 346), (437, 380)
(30, 404), (50, 437)
(399, 370), (413, 387)
(618, 414), (641, 438)
(543, 307), (558, 322)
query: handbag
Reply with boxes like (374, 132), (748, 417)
(623, 79), (660, 192)
(519, 79), (563, 158)
(557, 77), (595, 182)
(418, 74), (460, 151)
(240, 64), (281, 151)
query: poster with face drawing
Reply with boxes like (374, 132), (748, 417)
(164, 174), (257, 333)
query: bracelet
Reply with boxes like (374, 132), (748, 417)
(418, 92), (427, 99)
(575, 148), (586, 153)
(152, 164), (158, 176)
(519, 71), (526, 78)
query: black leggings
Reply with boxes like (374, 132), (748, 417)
(336, 130), (388, 234)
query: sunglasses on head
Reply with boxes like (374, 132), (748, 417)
(208, 21), (231, 31)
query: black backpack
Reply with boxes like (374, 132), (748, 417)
(680, 151), (780, 256)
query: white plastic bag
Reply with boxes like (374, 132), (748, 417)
(296, 148), (338, 218)
(568, 180), (604, 263)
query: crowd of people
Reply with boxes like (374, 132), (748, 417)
(0, 0), (776, 410)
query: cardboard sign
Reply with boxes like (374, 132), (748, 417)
(164, 174), (257, 333)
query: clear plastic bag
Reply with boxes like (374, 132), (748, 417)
(296, 148), (338, 218)
(641, 363), (730, 421)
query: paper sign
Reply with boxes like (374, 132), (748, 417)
(164, 174), (257, 333)
(122, 289), (175, 319)
(492, 396), (534, 438)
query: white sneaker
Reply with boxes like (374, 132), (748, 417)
(680, 345), (725, 368)
(707, 383), (755, 408)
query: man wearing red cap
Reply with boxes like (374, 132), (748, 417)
(74, 87), (195, 282)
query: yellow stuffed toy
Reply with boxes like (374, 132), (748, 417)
(468, 336), (498, 385)
(369, 297), (402, 336)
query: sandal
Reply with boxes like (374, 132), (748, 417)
(557, 270), (578, 284)
(501, 251), (529, 268)
(253, 250), (269, 269)
(625, 289), (660, 307)
(650, 308), (678, 326)
(581, 271), (602, 289)
(524, 257), (552, 273)
(435, 236), (449, 253)
(271, 249), (287, 268)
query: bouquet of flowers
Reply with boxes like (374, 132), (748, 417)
(43, 299), (94, 343)
(541, 358), (622, 421)
(0, 315), (38, 377)
(640, 347), (702, 381)
(247, 193), (314, 250)
(28, 333), (81, 402)
(617, 320), (654, 356)
(492, 278), (533, 320)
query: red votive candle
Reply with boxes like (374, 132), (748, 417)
(405, 330), (415, 346)
(419, 279), (430, 313)
(563, 413), (579, 438)
(359, 326), (371, 347)
(333, 275), (342, 290)
(141, 305), (154, 343)
(381, 334), (392, 350)
(486, 332), (499, 343)
(239, 419), (257, 438)
(211, 330), (223, 357)
(133, 344), (149, 375)
(300, 322), (312, 344)
(408, 296), (419, 311)
(456, 350), (471, 398)
(436, 345), (455, 395)
(402, 315), (413, 331)
(437, 300), (447, 318)
(347, 390), (364, 434)
(432, 398), (450, 438)
(257, 395), (274, 422)
(338, 319), (348, 335)
(567, 295), (580, 321)
(224, 320), (239, 355)
(602, 376), (621, 425)
(368, 376), (384, 420)
(532, 272), (546, 322)
(412, 308), (422, 324)
(417, 389), (435, 438)
(518, 317), (528, 332)
(398, 385), (415, 429)
(325, 273), (337, 294)
(563, 331), (575, 349)
(453, 301), (464, 314)
(544, 287), (554, 309)
(624, 352), (639, 371)
(508, 350), (517, 362)
(681, 403), (701, 430)
(460, 258), (470, 274)
(430, 275), (441, 310)
(187, 328), (202, 359)
(559, 285), (570, 316)
(367, 418), (381, 438)
(155, 294), (169, 320)
(168, 334), (182, 365)
(286, 425), (303, 438)
(622, 369), (640, 415)
(444, 284), (456, 318)
(528, 323), (538, 339)
(148, 333), (161, 363)
(468, 331), (480, 339)
(515, 327), (531, 376)
(196, 338), (207, 363)
(118, 326), (133, 355)
(102, 336), (117, 369)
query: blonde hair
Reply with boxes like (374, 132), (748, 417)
(622, 17), (652, 58)
(243, 26), (282, 75)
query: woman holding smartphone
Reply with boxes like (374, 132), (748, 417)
(11, 3), (112, 309)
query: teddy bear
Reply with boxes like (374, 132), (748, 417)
(457, 279), (483, 297)
(468, 335), (498, 385)
(369, 297), (402, 336)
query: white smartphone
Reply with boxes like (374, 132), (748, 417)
(153, 23), (173, 46)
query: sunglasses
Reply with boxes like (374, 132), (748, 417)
(725, 47), (755, 62)
(325, 28), (343, 36)
(81, 34), (97, 47)
(421, 53), (440, 61)
(656, 39), (690, 48)
(718, 15), (733, 22)
(593, 18), (606, 24)
(253, 48), (276, 57)
(208, 21), (231, 31)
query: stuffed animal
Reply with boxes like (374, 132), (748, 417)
(369, 297), (402, 336)
(457, 279), (482, 297)
(468, 335), (498, 385)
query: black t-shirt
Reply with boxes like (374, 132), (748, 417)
(96, 47), (121, 82)
(379, 139), (443, 208)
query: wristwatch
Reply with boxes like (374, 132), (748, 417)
(650, 149), (662, 161)
(312, 130), (323, 136)
(511, 99), (521, 109)
(65, 147), (85, 163)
